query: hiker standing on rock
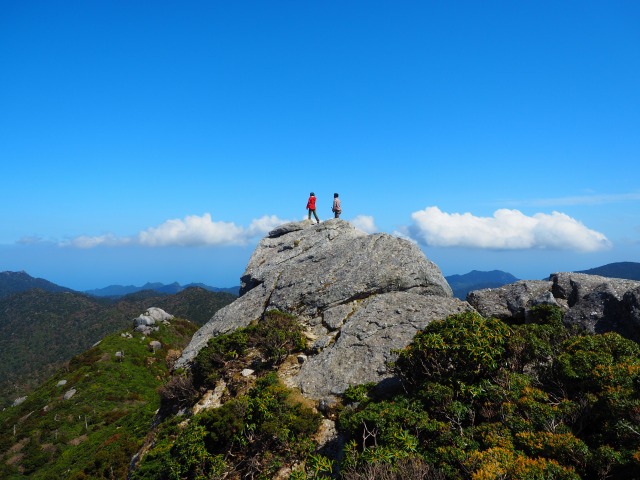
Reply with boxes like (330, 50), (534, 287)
(307, 192), (320, 224)
(332, 193), (342, 218)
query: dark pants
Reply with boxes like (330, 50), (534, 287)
(308, 209), (319, 223)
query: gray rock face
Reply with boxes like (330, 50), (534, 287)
(551, 272), (640, 340)
(468, 272), (640, 342)
(297, 292), (471, 398)
(466, 279), (554, 321)
(176, 219), (468, 398)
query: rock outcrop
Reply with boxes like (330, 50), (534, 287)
(468, 272), (640, 342)
(175, 219), (471, 399)
(466, 279), (556, 321)
(133, 307), (174, 335)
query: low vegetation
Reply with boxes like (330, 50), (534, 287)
(339, 306), (640, 479)
(3, 303), (640, 479)
(135, 305), (640, 479)
(0, 287), (235, 407)
(134, 310), (319, 479)
(0, 317), (198, 479)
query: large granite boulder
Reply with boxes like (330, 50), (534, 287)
(551, 272), (640, 340)
(175, 219), (470, 399)
(296, 292), (472, 398)
(466, 279), (554, 321)
(468, 272), (640, 343)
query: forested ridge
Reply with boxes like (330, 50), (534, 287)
(0, 287), (235, 407)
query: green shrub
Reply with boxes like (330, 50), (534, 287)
(556, 332), (640, 391)
(246, 372), (321, 444)
(191, 310), (306, 390)
(248, 310), (307, 365)
(340, 312), (640, 479)
(167, 423), (228, 479)
(196, 398), (247, 451)
(528, 304), (565, 327)
(192, 329), (249, 387)
(394, 311), (512, 389)
(135, 372), (321, 480)
(343, 382), (377, 405)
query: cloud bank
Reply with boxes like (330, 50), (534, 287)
(62, 213), (287, 248)
(351, 215), (378, 234)
(408, 207), (611, 252)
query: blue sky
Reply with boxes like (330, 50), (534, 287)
(1, 1), (639, 290)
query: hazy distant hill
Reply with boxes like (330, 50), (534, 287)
(446, 270), (519, 299)
(85, 281), (240, 297)
(0, 287), (236, 408)
(0, 270), (74, 299)
(576, 261), (640, 281)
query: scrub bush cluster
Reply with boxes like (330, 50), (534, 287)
(339, 307), (640, 479)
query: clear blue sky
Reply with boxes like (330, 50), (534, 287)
(1, 1), (639, 290)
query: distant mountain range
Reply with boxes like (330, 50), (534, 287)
(0, 271), (240, 299)
(576, 261), (640, 281)
(84, 281), (240, 297)
(445, 270), (520, 300)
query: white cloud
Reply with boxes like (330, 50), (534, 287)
(136, 214), (246, 247)
(351, 215), (378, 234)
(391, 229), (417, 243)
(65, 234), (131, 248)
(408, 207), (612, 252)
(60, 213), (289, 249)
(247, 215), (287, 237)
(17, 235), (48, 245)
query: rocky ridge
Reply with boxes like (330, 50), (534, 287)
(175, 219), (471, 399)
(175, 219), (640, 402)
(468, 272), (640, 343)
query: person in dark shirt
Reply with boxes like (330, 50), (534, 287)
(332, 193), (342, 218)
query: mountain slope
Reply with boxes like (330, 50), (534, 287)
(0, 271), (73, 299)
(446, 270), (519, 299)
(576, 261), (640, 281)
(0, 314), (198, 479)
(0, 287), (235, 407)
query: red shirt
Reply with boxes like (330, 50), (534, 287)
(306, 195), (316, 210)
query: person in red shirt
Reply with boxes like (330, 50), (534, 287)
(306, 192), (320, 224)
